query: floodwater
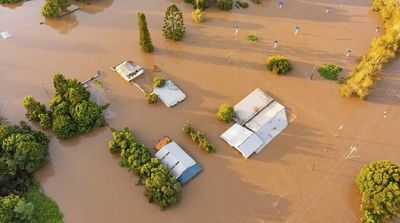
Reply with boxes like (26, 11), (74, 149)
(1, 0), (399, 222)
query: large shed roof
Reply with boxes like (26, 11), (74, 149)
(233, 88), (274, 125)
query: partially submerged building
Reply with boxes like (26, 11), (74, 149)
(153, 80), (186, 107)
(155, 140), (202, 185)
(220, 88), (288, 158)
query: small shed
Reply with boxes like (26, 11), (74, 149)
(155, 141), (201, 185)
(220, 89), (288, 158)
(153, 80), (186, 107)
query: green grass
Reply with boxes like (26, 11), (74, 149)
(25, 184), (63, 223)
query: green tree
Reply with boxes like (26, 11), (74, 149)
(52, 115), (78, 140)
(41, 0), (70, 19)
(137, 12), (154, 53)
(216, 103), (235, 122)
(22, 97), (47, 122)
(153, 77), (166, 88)
(216, 0), (233, 11)
(356, 160), (400, 223)
(143, 161), (181, 209)
(194, 0), (209, 10)
(163, 4), (185, 41)
(0, 194), (34, 223)
(266, 55), (292, 74)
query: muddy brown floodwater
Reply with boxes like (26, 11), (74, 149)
(1, 0), (399, 222)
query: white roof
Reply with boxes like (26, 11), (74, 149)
(233, 88), (273, 125)
(220, 123), (253, 148)
(155, 141), (196, 178)
(115, 61), (143, 81)
(245, 101), (286, 132)
(220, 123), (264, 159)
(153, 80), (186, 107)
(1, 31), (11, 40)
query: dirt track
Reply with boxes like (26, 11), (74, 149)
(1, 0), (399, 222)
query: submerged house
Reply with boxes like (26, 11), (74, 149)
(153, 80), (186, 107)
(220, 88), (288, 158)
(155, 140), (202, 185)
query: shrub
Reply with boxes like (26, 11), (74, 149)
(183, 123), (216, 153)
(356, 160), (400, 223)
(108, 128), (181, 209)
(191, 9), (207, 23)
(250, 0), (262, 3)
(22, 73), (106, 140)
(146, 90), (158, 104)
(153, 77), (166, 88)
(216, 103), (235, 122)
(137, 12), (154, 53)
(246, 34), (258, 42)
(340, 0), (400, 99)
(41, 0), (70, 19)
(217, 0), (233, 11)
(318, 64), (343, 80)
(266, 55), (292, 74)
(163, 4), (185, 41)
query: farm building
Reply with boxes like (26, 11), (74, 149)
(155, 140), (202, 185)
(221, 88), (288, 158)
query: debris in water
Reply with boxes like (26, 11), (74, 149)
(1, 31), (11, 40)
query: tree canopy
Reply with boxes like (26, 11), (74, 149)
(23, 73), (106, 140)
(108, 128), (181, 209)
(162, 4), (185, 41)
(356, 160), (400, 223)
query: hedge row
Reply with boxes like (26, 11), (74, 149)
(183, 123), (216, 153)
(108, 128), (181, 209)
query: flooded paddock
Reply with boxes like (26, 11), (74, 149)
(1, 0), (399, 222)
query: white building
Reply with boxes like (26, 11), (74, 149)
(220, 89), (288, 158)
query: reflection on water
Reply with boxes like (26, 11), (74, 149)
(44, 0), (114, 34)
(44, 14), (79, 34)
(71, 0), (114, 15)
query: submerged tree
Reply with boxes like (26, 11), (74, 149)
(41, 0), (70, 19)
(137, 12), (154, 53)
(356, 160), (400, 223)
(162, 4), (185, 41)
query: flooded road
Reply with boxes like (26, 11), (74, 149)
(1, 0), (399, 222)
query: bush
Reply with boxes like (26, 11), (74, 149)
(266, 55), (292, 74)
(108, 128), (181, 209)
(153, 77), (166, 88)
(137, 12), (154, 53)
(216, 103), (235, 122)
(41, 0), (70, 19)
(318, 64), (343, 80)
(217, 0), (233, 11)
(146, 90), (158, 104)
(356, 160), (400, 223)
(246, 34), (258, 42)
(183, 123), (216, 153)
(340, 0), (400, 99)
(22, 73), (106, 140)
(163, 4), (185, 41)
(250, 0), (262, 3)
(191, 9), (207, 23)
